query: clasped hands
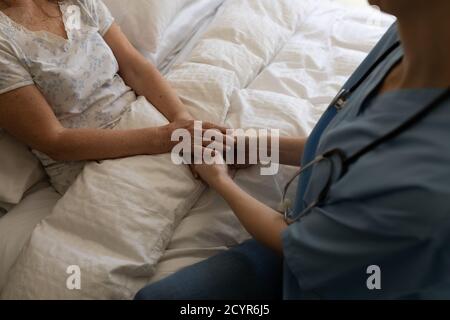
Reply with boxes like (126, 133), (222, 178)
(166, 118), (253, 187)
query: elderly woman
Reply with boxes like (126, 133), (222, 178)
(136, 0), (450, 299)
(0, 0), (224, 194)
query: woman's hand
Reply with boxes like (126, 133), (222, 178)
(164, 120), (233, 152)
(163, 120), (233, 179)
(166, 119), (227, 140)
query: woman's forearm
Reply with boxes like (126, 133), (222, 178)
(214, 177), (288, 254)
(46, 126), (171, 162)
(121, 58), (192, 122)
(104, 24), (192, 122)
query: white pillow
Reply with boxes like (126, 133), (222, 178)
(153, 0), (225, 66)
(103, 0), (196, 54)
(0, 131), (46, 205)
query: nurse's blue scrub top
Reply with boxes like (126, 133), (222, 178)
(282, 23), (450, 299)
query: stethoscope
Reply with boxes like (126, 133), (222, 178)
(279, 41), (450, 225)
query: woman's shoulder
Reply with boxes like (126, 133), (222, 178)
(71, 0), (94, 11)
(70, 0), (105, 16)
(0, 10), (16, 39)
(0, 22), (18, 56)
(68, 0), (112, 31)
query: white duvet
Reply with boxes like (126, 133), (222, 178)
(1, 0), (394, 299)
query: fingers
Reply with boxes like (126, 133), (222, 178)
(185, 145), (225, 164)
(171, 120), (238, 163)
(171, 119), (234, 145)
(202, 122), (229, 134)
(188, 164), (200, 179)
(183, 144), (208, 164)
(201, 130), (236, 148)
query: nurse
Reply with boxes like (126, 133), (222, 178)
(136, 0), (450, 300)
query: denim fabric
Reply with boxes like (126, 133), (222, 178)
(135, 240), (283, 300)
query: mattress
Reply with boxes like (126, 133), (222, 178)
(0, 0), (394, 298)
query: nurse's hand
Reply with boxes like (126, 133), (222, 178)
(191, 146), (233, 189)
(192, 145), (287, 254)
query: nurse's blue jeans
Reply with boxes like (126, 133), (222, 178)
(134, 240), (283, 300)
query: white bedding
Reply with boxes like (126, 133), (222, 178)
(140, 0), (225, 72)
(0, 0), (394, 299)
(0, 184), (59, 290)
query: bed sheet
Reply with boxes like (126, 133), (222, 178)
(0, 178), (248, 293)
(0, 183), (60, 290)
(227, 0), (394, 210)
(0, 168), (282, 290)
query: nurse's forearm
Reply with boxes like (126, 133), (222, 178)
(278, 137), (306, 166)
(215, 177), (288, 254)
(243, 136), (305, 166)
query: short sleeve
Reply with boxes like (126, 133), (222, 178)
(0, 46), (33, 95)
(79, 0), (114, 36)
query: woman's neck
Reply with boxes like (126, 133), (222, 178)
(396, 6), (450, 89)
